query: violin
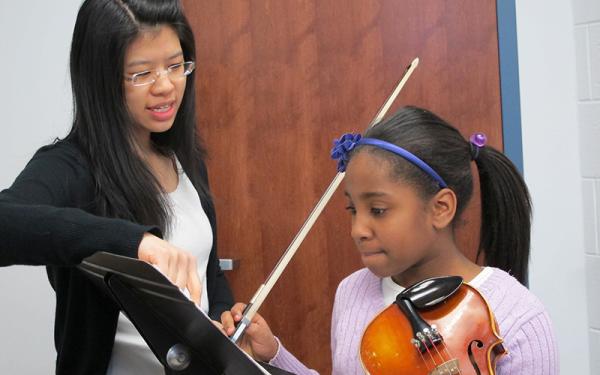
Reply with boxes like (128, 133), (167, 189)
(360, 276), (506, 375)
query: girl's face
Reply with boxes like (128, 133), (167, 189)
(344, 151), (438, 279)
(123, 25), (187, 145)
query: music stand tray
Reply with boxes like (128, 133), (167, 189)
(79, 252), (295, 375)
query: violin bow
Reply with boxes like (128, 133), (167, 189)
(231, 57), (420, 344)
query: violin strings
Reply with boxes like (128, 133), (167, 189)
(439, 341), (464, 375)
(425, 335), (456, 375)
(417, 348), (434, 372)
(424, 334), (446, 364)
(421, 337), (439, 367)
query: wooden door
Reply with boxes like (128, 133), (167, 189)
(182, 1), (502, 372)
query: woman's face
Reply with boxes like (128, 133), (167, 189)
(344, 151), (438, 278)
(123, 25), (187, 145)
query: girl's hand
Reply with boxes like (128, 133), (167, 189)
(137, 232), (202, 305)
(212, 320), (228, 336)
(221, 303), (279, 362)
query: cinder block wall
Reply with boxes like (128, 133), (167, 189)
(573, 0), (600, 373)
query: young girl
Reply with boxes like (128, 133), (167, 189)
(0, 0), (233, 373)
(221, 106), (558, 374)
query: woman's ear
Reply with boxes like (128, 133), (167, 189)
(429, 188), (457, 230)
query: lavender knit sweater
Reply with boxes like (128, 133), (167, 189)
(270, 267), (558, 374)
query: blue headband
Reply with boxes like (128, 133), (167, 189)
(330, 133), (448, 188)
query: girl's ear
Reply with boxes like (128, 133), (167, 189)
(429, 188), (457, 230)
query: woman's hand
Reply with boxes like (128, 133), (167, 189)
(137, 232), (202, 305)
(221, 303), (279, 362)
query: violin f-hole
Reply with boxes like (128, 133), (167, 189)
(467, 339), (485, 375)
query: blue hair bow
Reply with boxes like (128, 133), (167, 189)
(331, 133), (362, 172)
(329, 132), (448, 188)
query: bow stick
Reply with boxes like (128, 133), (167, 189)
(231, 57), (420, 343)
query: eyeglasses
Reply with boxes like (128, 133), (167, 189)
(125, 61), (195, 87)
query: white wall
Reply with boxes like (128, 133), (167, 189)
(516, 0), (596, 373)
(573, 0), (600, 373)
(0, 1), (81, 373)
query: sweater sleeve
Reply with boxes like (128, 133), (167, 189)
(478, 269), (560, 375)
(268, 265), (338, 374)
(269, 337), (320, 375)
(496, 310), (559, 375)
(266, 274), (349, 375)
(0, 142), (159, 267)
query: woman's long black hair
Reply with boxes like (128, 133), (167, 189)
(66, 0), (210, 233)
(353, 106), (532, 285)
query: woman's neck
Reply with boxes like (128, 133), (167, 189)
(131, 132), (179, 193)
(132, 129), (154, 157)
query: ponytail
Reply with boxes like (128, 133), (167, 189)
(474, 147), (532, 285)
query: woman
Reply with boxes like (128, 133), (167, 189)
(0, 0), (233, 373)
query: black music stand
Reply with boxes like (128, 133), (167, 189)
(79, 252), (294, 375)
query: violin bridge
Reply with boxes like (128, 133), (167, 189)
(429, 359), (460, 375)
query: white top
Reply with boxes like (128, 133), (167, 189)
(107, 162), (213, 374)
(381, 274), (406, 306)
(381, 267), (492, 306)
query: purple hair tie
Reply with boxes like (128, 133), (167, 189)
(469, 132), (487, 160)
(330, 133), (448, 189)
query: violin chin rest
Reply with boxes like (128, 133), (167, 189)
(397, 275), (463, 309)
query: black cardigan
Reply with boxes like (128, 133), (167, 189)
(0, 140), (233, 374)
